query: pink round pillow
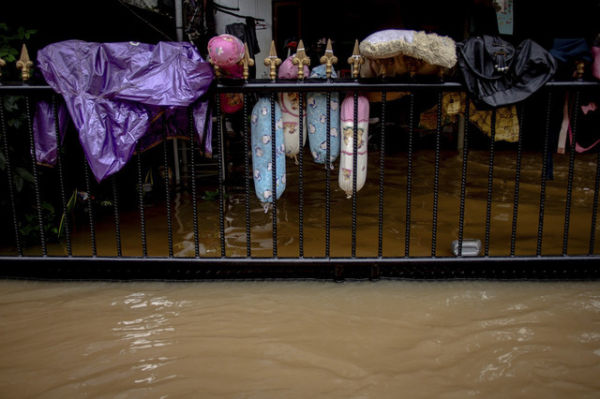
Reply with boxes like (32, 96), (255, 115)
(207, 34), (245, 68)
(221, 92), (243, 114)
(278, 55), (310, 79)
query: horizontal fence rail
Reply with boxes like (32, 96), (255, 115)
(1, 79), (599, 281)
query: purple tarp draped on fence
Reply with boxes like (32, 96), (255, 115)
(33, 100), (68, 165)
(36, 40), (214, 181)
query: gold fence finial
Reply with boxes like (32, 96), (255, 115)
(264, 40), (281, 81)
(292, 39), (310, 80)
(319, 38), (338, 80)
(209, 58), (222, 78)
(347, 39), (364, 79)
(16, 44), (34, 82)
(574, 60), (585, 80)
(239, 42), (255, 81)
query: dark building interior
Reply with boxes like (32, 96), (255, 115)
(2, 1), (598, 57)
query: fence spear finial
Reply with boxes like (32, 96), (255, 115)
(292, 39), (310, 80)
(239, 42), (255, 81)
(16, 44), (34, 82)
(209, 58), (222, 78)
(319, 39), (338, 80)
(347, 39), (364, 79)
(264, 40), (281, 81)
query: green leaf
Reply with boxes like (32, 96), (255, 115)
(58, 214), (65, 238)
(42, 202), (55, 213)
(0, 47), (18, 58)
(202, 190), (220, 201)
(24, 29), (37, 40)
(66, 189), (77, 211)
(0, 23), (8, 31)
(16, 167), (34, 183)
(0, 47), (17, 63)
(59, 190), (77, 238)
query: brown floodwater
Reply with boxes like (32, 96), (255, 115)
(1, 280), (599, 398)
(11, 149), (599, 258)
(1, 149), (599, 397)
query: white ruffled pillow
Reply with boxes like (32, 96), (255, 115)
(359, 29), (457, 69)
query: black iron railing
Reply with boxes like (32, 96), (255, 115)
(1, 78), (599, 280)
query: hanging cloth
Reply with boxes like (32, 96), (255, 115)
(225, 21), (261, 56)
(36, 40), (214, 181)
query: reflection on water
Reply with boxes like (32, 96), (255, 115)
(0, 280), (599, 397)
(14, 149), (599, 258)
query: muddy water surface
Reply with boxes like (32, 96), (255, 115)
(18, 150), (600, 258)
(1, 280), (599, 398)
(2, 149), (600, 397)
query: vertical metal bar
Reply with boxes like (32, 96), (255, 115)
(325, 92), (331, 258)
(457, 97), (470, 256)
(298, 91), (304, 257)
(510, 104), (525, 256)
(378, 90), (386, 258)
(25, 96), (47, 255)
(351, 91), (358, 258)
(162, 129), (174, 258)
(563, 91), (580, 255)
(0, 95), (23, 255)
(405, 94), (415, 257)
(172, 138), (181, 187)
(589, 151), (600, 254)
(188, 106), (200, 258)
(216, 94), (226, 257)
(136, 151), (148, 257)
(82, 159), (97, 257)
(270, 93), (278, 257)
(111, 174), (122, 257)
(484, 108), (497, 256)
(243, 93), (251, 257)
(537, 91), (553, 256)
(52, 95), (72, 256)
(431, 91), (442, 257)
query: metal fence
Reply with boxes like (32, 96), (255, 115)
(1, 78), (599, 280)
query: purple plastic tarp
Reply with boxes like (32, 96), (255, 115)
(33, 100), (68, 166)
(36, 40), (214, 181)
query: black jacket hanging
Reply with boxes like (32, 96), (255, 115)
(457, 35), (557, 107)
(226, 19), (260, 57)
